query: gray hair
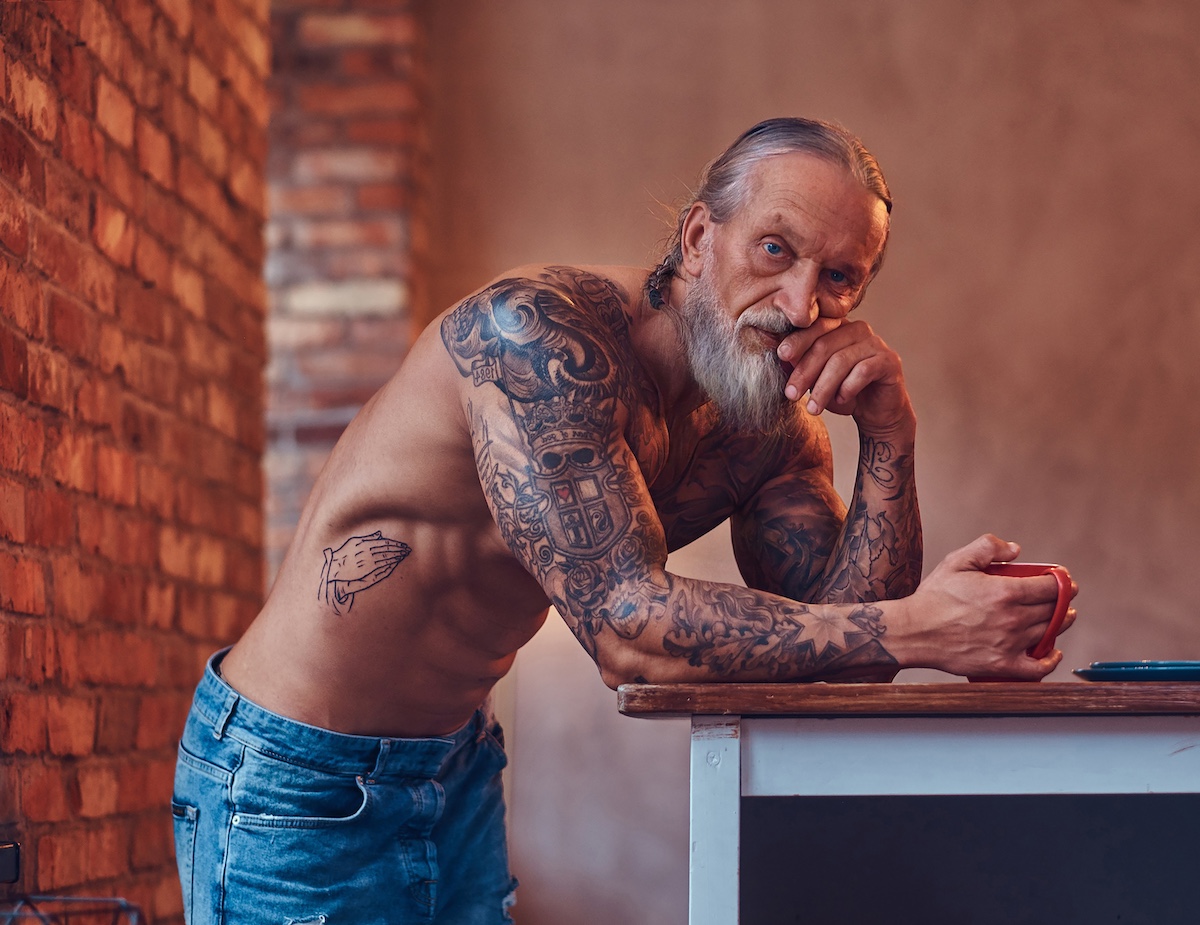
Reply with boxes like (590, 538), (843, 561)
(646, 117), (892, 307)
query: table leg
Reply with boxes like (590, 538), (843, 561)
(689, 716), (741, 925)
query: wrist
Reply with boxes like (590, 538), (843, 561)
(856, 405), (917, 444)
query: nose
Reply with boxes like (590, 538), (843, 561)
(774, 262), (820, 328)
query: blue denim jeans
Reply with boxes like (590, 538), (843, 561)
(173, 650), (517, 925)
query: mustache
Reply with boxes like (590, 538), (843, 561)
(734, 307), (796, 337)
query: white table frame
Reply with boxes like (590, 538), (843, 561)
(687, 712), (1200, 925)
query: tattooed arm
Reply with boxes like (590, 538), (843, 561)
(441, 269), (928, 684)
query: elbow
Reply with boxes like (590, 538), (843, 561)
(592, 642), (650, 691)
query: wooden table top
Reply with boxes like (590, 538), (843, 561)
(617, 682), (1200, 718)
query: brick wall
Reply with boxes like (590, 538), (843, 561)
(265, 0), (426, 583)
(0, 0), (269, 919)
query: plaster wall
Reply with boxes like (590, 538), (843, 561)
(424, 3), (1200, 922)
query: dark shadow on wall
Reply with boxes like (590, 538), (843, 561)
(742, 794), (1197, 925)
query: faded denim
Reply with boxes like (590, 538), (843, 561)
(173, 650), (517, 925)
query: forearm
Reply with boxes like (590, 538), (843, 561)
(810, 419), (922, 604)
(577, 569), (902, 687)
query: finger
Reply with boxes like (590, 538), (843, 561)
(781, 320), (870, 401)
(776, 316), (844, 365)
(810, 350), (895, 415)
(947, 534), (1019, 571)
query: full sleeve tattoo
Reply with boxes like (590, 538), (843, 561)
(442, 268), (912, 682)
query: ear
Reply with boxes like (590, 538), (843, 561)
(679, 202), (711, 278)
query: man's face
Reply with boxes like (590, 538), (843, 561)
(680, 153), (889, 431)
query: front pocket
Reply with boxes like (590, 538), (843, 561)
(171, 800), (199, 923)
(231, 749), (371, 828)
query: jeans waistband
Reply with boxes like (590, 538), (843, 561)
(189, 648), (485, 780)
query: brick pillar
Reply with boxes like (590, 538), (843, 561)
(265, 1), (427, 584)
(0, 0), (269, 919)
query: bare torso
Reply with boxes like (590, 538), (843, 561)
(221, 265), (816, 736)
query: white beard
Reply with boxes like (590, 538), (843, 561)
(677, 272), (793, 434)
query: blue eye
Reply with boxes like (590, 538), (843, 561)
(828, 269), (847, 284)
(763, 242), (784, 257)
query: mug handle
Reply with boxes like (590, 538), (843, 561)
(1027, 565), (1072, 659)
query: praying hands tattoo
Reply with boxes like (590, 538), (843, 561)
(318, 531), (412, 615)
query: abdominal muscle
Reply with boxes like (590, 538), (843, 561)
(220, 543), (551, 738)
(219, 426), (554, 737)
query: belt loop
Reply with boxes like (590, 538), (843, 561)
(368, 739), (391, 780)
(212, 689), (239, 740)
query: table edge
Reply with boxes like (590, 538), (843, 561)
(616, 682), (1200, 718)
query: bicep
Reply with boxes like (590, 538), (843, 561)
(730, 465), (846, 600)
(441, 276), (672, 656)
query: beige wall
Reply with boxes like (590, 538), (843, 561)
(424, 2), (1200, 922)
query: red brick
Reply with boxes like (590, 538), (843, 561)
(36, 829), (87, 891)
(141, 180), (184, 243)
(293, 146), (405, 183)
(1, 690), (49, 753)
(20, 760), (74, 823)
(178, 155), (233, 237)
(86, 820), (132, 881)
(76, 763), (120, 818)
(95, 74), (135, 148)
(340, 47), (417, 79)
(96, 443), (139, 506)
(6, 57), (59, 144)
(120, 396), (163, 456)
(44, 158), (93, 238)
(0, 551), (46, 615)
(101, 142), (143, 220)
(144, 578), (177, 629)
(298, 80), (417, 116)
(49, 27), (95, 113)
(25, 484), (74, 547)
(0, 177), (30, 256)
(0, 401), (46, 477)
(77, 501), (158, 569)
(113, 0), (156, 53)
(135, 229), (171, 290)
(95, 690), (140, 753)
(268, 183), (349, 216)
(46, 693), (96, 756)
(0, 115), (46, 202)
(356, 182), (409, 212)
(0, 476), (26, 543)
(186, 53), (219, 113)
(170, 260), (205, 318)
(50, 555), (100, 624)
(136, 690), (190, 748)
(48, 426), (96, 492)
(26, 344), (73, 413)
(346, 116), (415, 147)
(60, 105), (103, 180)
(131, 808), (174, 870)
(298, 13), (416, 47)
(47, 290), (99, 361)
(0, 321), (30, 399)
(128, 341), (181, 405)
(75, 373), (121, 429)
(135, 114), (174, 187)
(31, 214), (117, 311)
(0, 254), (44, 337)
(79, 2), (130, 87)
(159, 0), (193, 39)
(92, 195), (136, 266)
(115, 274), (165, 342)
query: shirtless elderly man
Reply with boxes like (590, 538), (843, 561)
(173, 117), (1076, 924)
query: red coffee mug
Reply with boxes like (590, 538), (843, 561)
(968, 561), (1073, 682)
